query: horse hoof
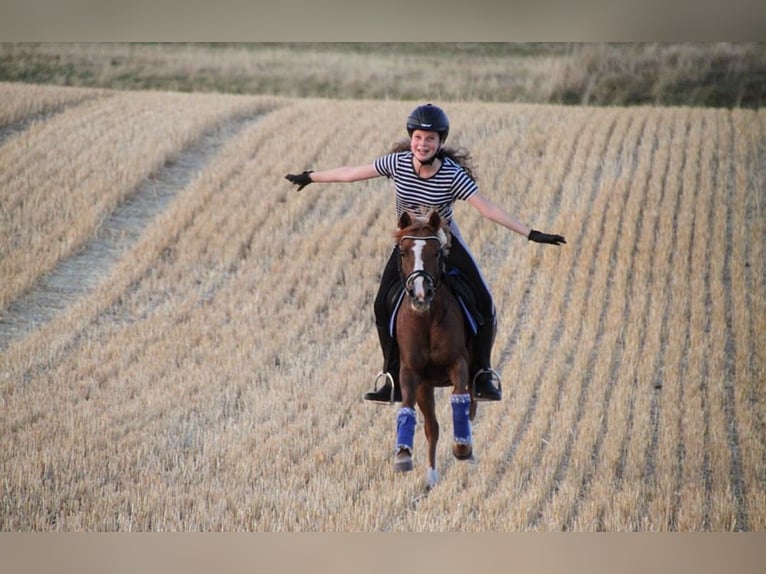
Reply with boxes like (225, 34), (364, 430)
(394, 449), (413, 472)
(453, 443), (473, 461)
(426, 468), (439, 488)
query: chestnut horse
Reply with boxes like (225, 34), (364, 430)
(392, 210), (477, 487)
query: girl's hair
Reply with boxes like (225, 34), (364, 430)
(389, 139), (478, 181)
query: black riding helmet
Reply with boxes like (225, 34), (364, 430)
(406, 104), (449, 143)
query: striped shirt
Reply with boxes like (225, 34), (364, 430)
(374, 151), (478, 226)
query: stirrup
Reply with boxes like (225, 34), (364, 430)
(374, 371), (396, 403)
(471, 368), (502, 394)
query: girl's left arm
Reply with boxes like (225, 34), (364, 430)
(467, 193), (532, 238)
(468, 193), (567, 245)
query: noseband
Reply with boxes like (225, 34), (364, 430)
(398, 235), (446, 308)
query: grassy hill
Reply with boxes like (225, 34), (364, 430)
(1, 43), (764, 107)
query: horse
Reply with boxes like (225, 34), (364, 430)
(391, 210), (477, 487)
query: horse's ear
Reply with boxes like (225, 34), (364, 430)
(399, 211), (412, 229)
(428, 210), (441, 230)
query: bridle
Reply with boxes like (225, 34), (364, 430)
(397, 234), (447, 308)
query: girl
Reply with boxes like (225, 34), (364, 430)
(286, 103), (565, 403)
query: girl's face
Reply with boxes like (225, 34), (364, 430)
(410, 129), (441, 163)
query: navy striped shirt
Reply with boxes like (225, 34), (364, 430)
(374, 151), (478, 225)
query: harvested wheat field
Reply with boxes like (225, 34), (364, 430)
(0, 82), (764, 531)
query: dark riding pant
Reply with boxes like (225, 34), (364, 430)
(373, 237), (496, 385)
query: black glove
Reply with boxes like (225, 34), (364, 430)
(528, 229), (566, 245)
(285, 170), (314, 191)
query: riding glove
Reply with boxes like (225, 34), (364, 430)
(285, 170), (314, 191)
(528, 229), (566, 245)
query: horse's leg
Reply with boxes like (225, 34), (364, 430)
(450, 360), (474, 461)
(416, 383), (439, 487)
(467, 350), (477, 421)
(394, 368), (417, 473)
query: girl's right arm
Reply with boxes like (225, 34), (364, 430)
(285, 164), (380, 190)
(310, 164), (380, 183)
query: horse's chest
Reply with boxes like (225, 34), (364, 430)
(399, 329), (459, 366)
(396, 300), (465, 368)
(425, 349), (456, 370)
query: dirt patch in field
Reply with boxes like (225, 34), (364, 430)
(0, 112), (263, 350)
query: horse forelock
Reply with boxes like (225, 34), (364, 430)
(396, 213), (452, 250)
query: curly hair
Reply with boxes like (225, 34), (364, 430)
(388, 139), (478, 182)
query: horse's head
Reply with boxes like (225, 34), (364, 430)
(396, 210), (451, 312)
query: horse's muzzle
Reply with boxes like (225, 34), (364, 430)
(404, 270), (436, 311)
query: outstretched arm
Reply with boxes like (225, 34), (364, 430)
(468, 193), (531, 237)
(286, 164), (380, 190)
(468, 193), (566, 245)
(311, 164), (380, 183)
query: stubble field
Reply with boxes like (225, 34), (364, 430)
(0, 82), (763, 531)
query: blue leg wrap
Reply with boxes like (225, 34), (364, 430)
(396, 407), (417, 450)
(451, 394), (472, 445)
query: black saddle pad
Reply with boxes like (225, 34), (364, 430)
(444, 267), (485, 328)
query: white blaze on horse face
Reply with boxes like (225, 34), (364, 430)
(412, 240), (427, 301)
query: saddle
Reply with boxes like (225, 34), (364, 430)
(386, 266), (485, 338)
